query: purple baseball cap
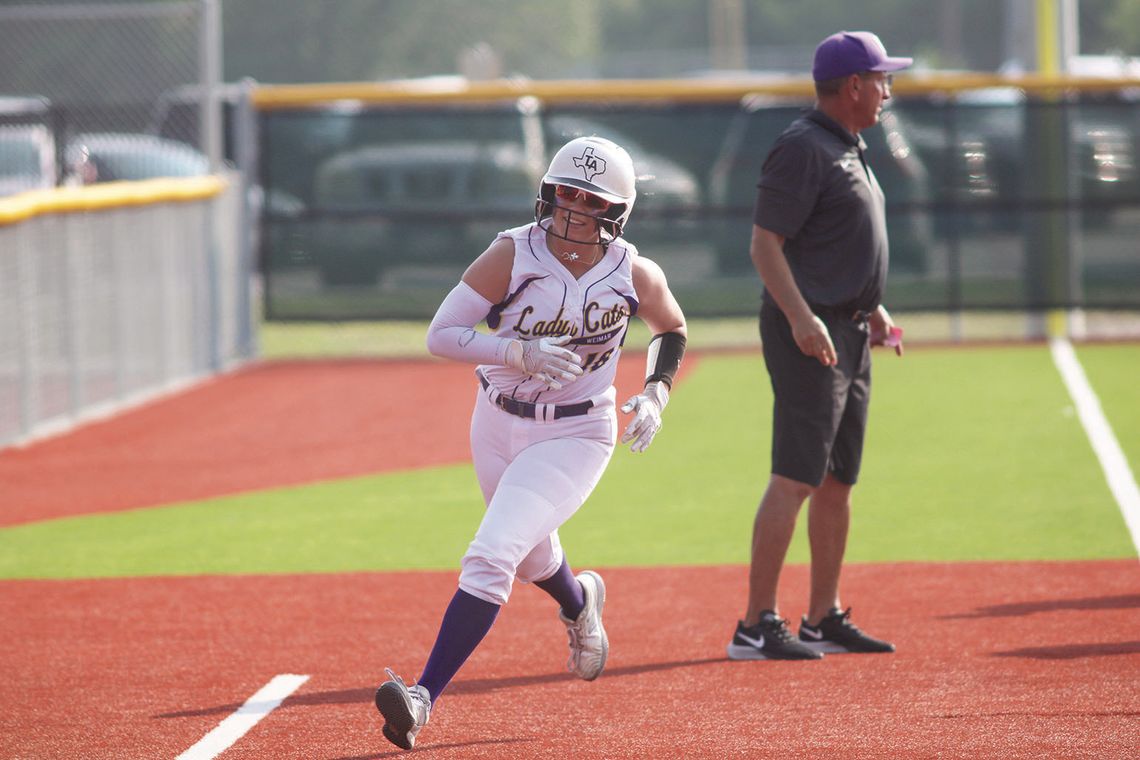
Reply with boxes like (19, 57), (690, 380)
(812, 31), (913, 82)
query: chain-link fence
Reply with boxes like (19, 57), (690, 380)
(0, 177), (249, 449)
(0, 0), (255, 448)
(252, 77), (1140, 322)
(0, 0), (225, 187)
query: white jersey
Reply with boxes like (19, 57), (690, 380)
(478, 223), (639, 408)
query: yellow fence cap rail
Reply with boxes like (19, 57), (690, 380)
(0, 176), (226, 227)
(252, 72), (1140, 110)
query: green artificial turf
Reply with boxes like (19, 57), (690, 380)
(0, 466), (486, 579)
(255, 317), (754, 359)
(568, 343), (1137, 565)
(0, 344), (1135, 579)
(842, 343), (1136, 562)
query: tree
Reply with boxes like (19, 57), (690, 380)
(218, 0), (1138, 84)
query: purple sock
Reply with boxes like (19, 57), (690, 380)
(534, 557), (585, 620)
(416, 589), (500, 702)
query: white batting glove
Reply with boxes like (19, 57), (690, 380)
(505, 335), (584, 390)
(620, 381), (669, 453)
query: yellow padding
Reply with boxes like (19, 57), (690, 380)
(0, 176), (226, 226)
(252, 73), (1140, 110)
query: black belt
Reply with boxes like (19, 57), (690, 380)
(810, 304), (872, 323)
(477, 371), (594, 421)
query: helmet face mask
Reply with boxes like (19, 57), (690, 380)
(535, 136), (636, 246)
(535, 191), (627, 246)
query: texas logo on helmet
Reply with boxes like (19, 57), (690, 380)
(572, 147), (607, 181)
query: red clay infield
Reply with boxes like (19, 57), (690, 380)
(2, 355), (1139, 758)
(2, 562), (1138, 758)
(0, 359), (484, 526)
(0, 354), (665, 527)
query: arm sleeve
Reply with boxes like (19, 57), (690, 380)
(425, 281), (516, 366)
(644, 331), (686, 389)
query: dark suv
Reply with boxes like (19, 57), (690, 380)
(706, 97), (933, 275)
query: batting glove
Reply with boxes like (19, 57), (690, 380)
(506, 335), (583, 390)
(620, 381), (669, 453)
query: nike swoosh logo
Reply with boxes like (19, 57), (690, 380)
(737, 632), (765, 649)
(800, 627), (823, 641)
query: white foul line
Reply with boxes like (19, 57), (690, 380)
(1049, 338), (1140, 558)
(175, 674), (309, 760)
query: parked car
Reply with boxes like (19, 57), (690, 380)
(64, 132), (210, 185)
(1072, 102), (1139, 210)
(707, 97), (934, 274)
(0, 95), (58, 196)
(0, 124), (57, 195)
(542, 115), (701, 211)
(540, 114), (702, 248)
(307, 139), (544, 285)
(897, 87), (1139, 234)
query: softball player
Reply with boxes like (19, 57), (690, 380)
(374, 136), (687, 750)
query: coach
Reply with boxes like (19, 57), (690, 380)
(726, 31), (910, 661)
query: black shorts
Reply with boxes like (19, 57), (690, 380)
(759, 300), (872, 487)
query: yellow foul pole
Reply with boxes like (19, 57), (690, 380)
(1035, 0), (1074, 338)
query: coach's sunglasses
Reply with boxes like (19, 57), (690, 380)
(554, 184), (609, 210)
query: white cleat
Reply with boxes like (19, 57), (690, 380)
(559, 570), (609, 681)
(375, 668), (432, 750)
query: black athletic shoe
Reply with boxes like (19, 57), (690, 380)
(726, 611), (823, 660)
(799, 607), (896, 654)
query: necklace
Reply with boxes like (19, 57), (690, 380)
(555, 247), (603, 266)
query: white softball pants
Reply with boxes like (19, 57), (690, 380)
(458, 387), (616, 606)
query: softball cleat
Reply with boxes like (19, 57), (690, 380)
(375, 668), (432, 750)
(560, 570), (609, 680)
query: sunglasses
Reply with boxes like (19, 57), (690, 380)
(554, 184), (609, 210)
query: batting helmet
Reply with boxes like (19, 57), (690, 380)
(535, 136), (637, 243)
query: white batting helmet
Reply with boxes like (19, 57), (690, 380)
(535, 136), (637, 242)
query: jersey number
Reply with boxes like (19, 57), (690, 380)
(582, 349), (614, 373)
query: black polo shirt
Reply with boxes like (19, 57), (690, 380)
(753, 109), (888, 312)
